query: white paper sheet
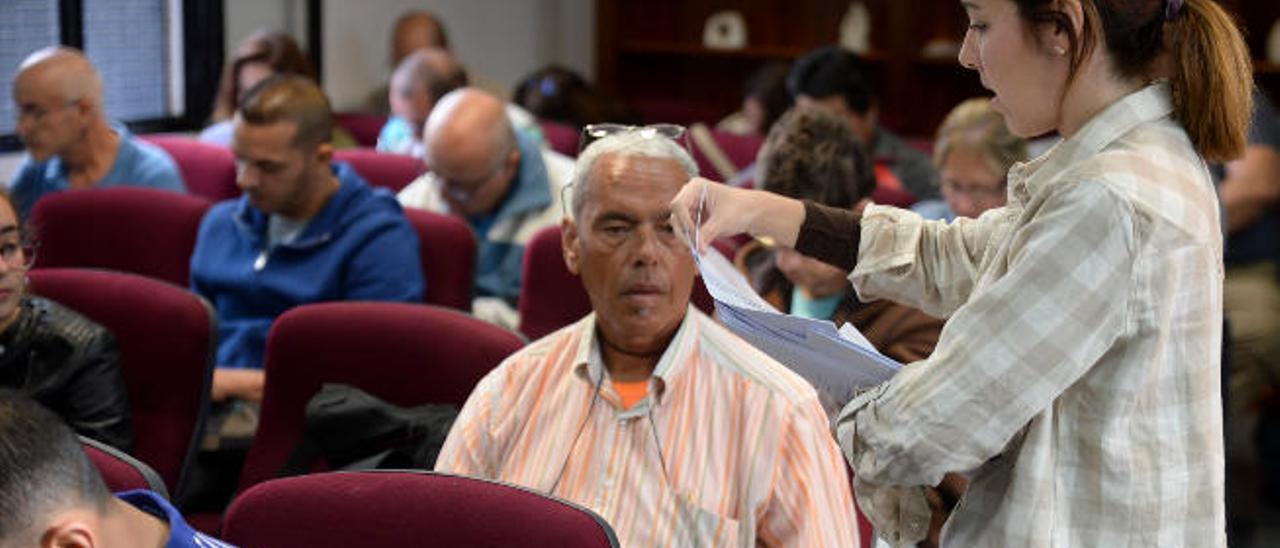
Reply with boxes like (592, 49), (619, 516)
(693, 249), (901, 416)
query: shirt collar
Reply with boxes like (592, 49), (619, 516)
(571, 306), (700, 411)
(1008, 81), (1174, 201)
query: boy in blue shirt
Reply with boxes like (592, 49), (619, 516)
(0, 389), (233, 548)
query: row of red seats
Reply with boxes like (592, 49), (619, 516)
(84, 439), (619, 547)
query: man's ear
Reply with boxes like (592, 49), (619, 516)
(314, 142), (335, 165)
(41, 519), (95, 548)
(561, 217), (581, 276)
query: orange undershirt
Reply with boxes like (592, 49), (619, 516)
(612, 379), (649, 410)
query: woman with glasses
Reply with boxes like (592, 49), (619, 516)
(912, 98), (1028, 222)
(0, 189), (131, 452)
(674, 0), (1250, 545)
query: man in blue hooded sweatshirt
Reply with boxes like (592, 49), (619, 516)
(191, 75), (424, 405)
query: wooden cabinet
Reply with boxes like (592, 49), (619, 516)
(596, 0), (1280, 137)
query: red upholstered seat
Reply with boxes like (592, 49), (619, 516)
(30, 268), (216, 495)
(333, 112), (387, 148)
(539, 119), (580, 157)
(517, 226), (717, 341)
(82, 436), (169, 498)
(332, 149), (426, 193)
(234, 302), (524, 494)
(690, 129), (764, 180)
(222, 471), (619, 547)
(140, 135), (240, 202)
(29, 187), (212, 287)
(404, 208), (475, 311)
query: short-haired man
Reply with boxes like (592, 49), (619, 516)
(9, 47), (185, 217)
(376, 48), (467, 158)
(191, 75), (424, 403)
(399, 88), (572, 328)
(0, 389), (232, 548)
(789, 46), (938, 201)
(436, 130), (859, 546)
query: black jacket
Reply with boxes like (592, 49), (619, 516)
(0, 297), (132, 451)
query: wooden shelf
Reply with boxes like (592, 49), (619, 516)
(617, 41), (887, 62)
(1256, 60), (1280, 75)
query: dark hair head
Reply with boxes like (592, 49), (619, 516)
(787, 46), (877, 114)
(0, 389), (110, 540)
(1012, 0), (1251, 161)
(743, 62), (793, 134)
(238, 74), (335, 150)
(211, 29), (315, 123)
(757, 107), (876, 207)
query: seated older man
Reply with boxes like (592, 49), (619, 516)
(376, 48), (467, 157)
(435, 129), (859, 546)
(9, 47), (184, 216)
(399, 88), (572, 327)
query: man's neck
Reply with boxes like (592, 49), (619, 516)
(597, 327), (677, 383)
(62, 121), (119, 189)
(285, 169), (341, 221)
(104, 498), (169, 548)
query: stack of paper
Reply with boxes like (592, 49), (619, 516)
(694, 247), (901, 415)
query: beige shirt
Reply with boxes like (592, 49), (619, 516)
(437, 308), (861, 547)
(837, 82), (1226, 547)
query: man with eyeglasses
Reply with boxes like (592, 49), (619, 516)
(436, 129), (859, 547)
(398, 88), (573, 328)
(8, 47), (185, 217)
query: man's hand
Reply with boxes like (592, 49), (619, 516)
(211, 367), (265, 403)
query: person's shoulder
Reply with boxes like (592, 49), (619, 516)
(27, 296), (113, 354)
(397, 172), (447, 213)
(471, 319), (584, 396)
(689, 311), (823, 406)
(123, 135), (184, 186)
(10, 154), (51, 187)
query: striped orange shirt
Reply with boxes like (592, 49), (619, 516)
(436, 308), (860, 547)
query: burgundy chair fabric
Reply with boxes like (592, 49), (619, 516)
(690, 129), (764, 180)
(29, 187), (212, 287)
(81, 436), (169, 499)
(140, 135), (240, 202)
(332, 148), (426, 193)
(403, 208), (475, 311)
(30, 269), (215, 494)
(517, 226), (716, 341)
(222, 471), (619, 547)
(333, 112), (387, 148)
(235, 302), (524, 493)
(539, 119), (581, 157)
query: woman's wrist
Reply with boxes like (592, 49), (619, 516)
(746, 191), (806, 247)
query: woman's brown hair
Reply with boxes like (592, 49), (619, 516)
(1013, 0), (1252, 162)
(210, 30), (315, 123)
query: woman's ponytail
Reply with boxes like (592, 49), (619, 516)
(1164, 0), (1253, 162)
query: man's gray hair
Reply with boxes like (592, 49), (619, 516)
(570, 131), (698, 218)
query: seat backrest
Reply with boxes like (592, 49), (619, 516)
(222, 470), (619, 548)
(539, 119), (580, 157)
(333, 112), (387, 148)
(29, 187), (212, 287)
(332, 149), (426, 193)
(517, 226), (716, 341)
(81, 436), (169, 499)
(236, 302), (524, 492)
(690, 128), (764, 180)
(140, 135), (240, 202)
(403, 208), (475, 311)
(29, 268), (215, 495)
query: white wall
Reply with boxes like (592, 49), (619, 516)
(224, 0), (309, 60)
(321, 0), (595, 111)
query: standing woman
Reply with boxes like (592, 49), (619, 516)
(673, 0), (1251, 545)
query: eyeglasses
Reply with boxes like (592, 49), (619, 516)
(17, 97), (79, 125)
(561, 123), (691, 218)
(0, 240), (36, 270)
(440, 157), (509, 205)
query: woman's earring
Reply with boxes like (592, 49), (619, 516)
(1052, 45), (1067, 56)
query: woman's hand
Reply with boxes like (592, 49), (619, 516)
(670, 177), (806, 254)
(211, 367), (266, 403)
